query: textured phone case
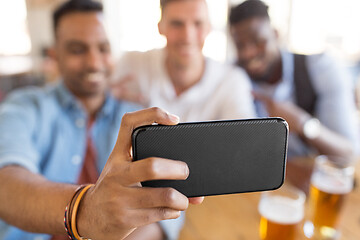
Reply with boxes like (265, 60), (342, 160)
(132, 118), (288, 197)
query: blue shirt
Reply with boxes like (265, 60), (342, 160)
(0, 82), (139, 240)
(252, 50), (359, 157)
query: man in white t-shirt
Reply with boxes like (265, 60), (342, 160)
(113, 0), (255, 122)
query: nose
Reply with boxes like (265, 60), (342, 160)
(238, 42), (258, 63)
(181, 24), (196, 44)
(86, 49), (103, 72)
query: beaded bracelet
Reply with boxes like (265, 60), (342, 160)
(70, 184), (94, 240)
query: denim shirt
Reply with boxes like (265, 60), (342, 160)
(0, 82), (139, 240)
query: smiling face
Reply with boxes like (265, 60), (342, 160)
(158, 0), (211, 67)
(54, 12), (113, 98)
(230, 17), (281, 83)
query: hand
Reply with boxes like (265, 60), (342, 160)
(253, 91), (310, 134)
(111, 74), (146, 105)
(77, 107), (202, 240)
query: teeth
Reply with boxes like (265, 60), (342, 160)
(248, 58), (262, 69)
(86, 73), (104, 83)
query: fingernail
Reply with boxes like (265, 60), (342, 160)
(174, 211), (181, 219)
(184, 164), (189, 179)
(169, 113), (180, 123)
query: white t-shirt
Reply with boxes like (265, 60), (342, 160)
(114, 48), (255, 122)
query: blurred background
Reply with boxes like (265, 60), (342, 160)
(1, 0), (360, 101)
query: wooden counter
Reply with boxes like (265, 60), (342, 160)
(178, 158), (360, 240)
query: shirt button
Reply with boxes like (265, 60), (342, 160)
(72, 155), (82, 165)
(76, 118), (85, 128)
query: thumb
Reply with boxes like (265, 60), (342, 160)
(114, 108), (180, 160)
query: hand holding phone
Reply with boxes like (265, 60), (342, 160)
(132, 118), (288, 197)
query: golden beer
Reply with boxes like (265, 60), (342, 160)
(258, 188), (305, 240)
(309, 184), (348, 230)
(259, 216), (298, 240)
(306, 169), (353, 239)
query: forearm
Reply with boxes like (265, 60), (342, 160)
(0, 165), (78, 234)
(0, 108), (201, 240)
(304, 126), (354, 159)
(124, 223), (164, 240)
(283, 106), (355, 159)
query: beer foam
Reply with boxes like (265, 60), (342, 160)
(259, 196), (304, 225)
(311, 172), (353, 194)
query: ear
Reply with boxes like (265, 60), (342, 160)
(273, 28), (279, 40)
(47, 47), (57, 60)
(158, 20), (164, 36)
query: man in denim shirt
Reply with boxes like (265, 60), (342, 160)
(0, 1), (202, 240)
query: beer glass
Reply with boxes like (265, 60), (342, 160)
(304, 155), (354, 240)
(258, 184), (305, 240)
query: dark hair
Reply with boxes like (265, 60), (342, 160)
(53, 0), (103, 33)
(229, 0), (269, 25)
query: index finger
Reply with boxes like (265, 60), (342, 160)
(114, 107), (180, 159)
(119, 157), (189, 186)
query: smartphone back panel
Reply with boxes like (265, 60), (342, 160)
(132, 118), (288, 197)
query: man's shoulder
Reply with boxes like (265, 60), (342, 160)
(0, 84), (60, 131)
(291, 51), (336, 68)
(2, 84), (58, 107)
(200, 58), (252, 100)
(303, 52), (348, 83)
(292, 51), (352, 99)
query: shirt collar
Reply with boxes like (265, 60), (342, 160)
(56, 81), (79, 110)
(98, 92), (116, 117)
(55, 80), (116, 118)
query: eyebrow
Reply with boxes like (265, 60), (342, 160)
(64, 40), (86, 47)
(64, 39), (110, 47)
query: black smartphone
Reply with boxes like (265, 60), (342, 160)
(132, 118), (288, 197)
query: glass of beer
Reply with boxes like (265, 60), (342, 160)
(258, 183), (305, 240)
(304, 155), (355, 240)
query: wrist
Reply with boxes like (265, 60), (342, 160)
(301, 117), (321, 140)
(76, 186), (94, 239)
(64, 184), (94, 240)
